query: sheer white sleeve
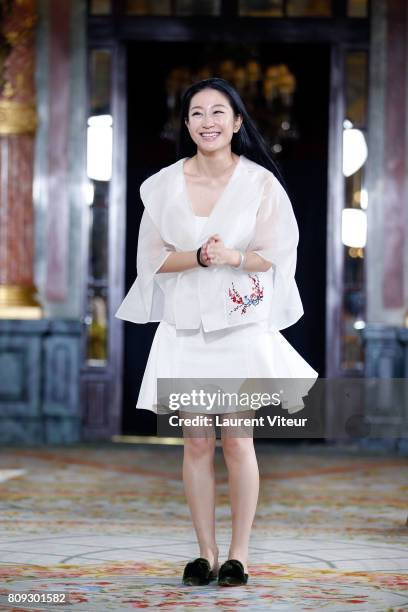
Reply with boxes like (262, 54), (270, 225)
(247, 175), (304, 330)
(114, 209), (174, 323)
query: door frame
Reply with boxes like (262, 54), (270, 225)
(84, 9), (369, 439)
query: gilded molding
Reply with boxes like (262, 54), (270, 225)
(0, 284), (42, 318)
(0, 100), (37, 134)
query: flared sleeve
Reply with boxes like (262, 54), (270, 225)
(247, 174), (304, 331)
(137, 209), (175, 318)
(114, 208), (174, 323)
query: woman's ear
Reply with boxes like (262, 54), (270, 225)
(234, 114), (243, 133)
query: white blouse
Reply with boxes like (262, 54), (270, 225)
(115, 155), (304, 333)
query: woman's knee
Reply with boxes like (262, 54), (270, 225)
(183, 435), (216, 459)
(221, 435), (254, 460)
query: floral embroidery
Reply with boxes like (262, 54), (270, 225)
(227, 274), (264, 315)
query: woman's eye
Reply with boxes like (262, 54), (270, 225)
(191, 111), (223, 116)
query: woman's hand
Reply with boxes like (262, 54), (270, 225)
(199, 238), (213, 266)
(204, 234), (239, 267)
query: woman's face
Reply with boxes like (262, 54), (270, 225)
(185, 88), (242, 154)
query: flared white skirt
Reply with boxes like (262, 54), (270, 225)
(136, 320), (318, 415)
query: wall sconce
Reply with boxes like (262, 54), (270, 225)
(342, 122), (368, 177)
(341, 208), (367, 248)
(87, 114), (113, 181)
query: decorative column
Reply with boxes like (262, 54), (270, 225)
(362, 0), (408, 457)
(0, 0), (42, 318)
(366, 0), (408, 326)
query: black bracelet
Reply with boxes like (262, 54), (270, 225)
(197, 247), (208, 267)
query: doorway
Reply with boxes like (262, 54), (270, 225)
(122, 41), (329, 435)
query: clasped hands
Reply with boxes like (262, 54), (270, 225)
(200, 234), (240, 267)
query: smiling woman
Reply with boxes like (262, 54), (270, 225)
(115, 77), (318, 585)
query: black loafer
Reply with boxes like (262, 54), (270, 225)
(182, 557), (218, 585)
(218, 559), (248, 586)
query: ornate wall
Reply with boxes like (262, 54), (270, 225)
(0, 0), (87, 444)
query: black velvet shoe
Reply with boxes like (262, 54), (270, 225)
(182, 557), (218, 585)
(218, 559), (248, 586)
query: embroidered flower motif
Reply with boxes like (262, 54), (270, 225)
(227, 274), (264, 315)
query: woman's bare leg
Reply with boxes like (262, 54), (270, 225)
(181, 413), (219, 571)
(221, 411), (259, 574)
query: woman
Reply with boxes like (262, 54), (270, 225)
(115, 77), (318, 587)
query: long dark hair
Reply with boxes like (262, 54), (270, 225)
(177, 77), (287, 190)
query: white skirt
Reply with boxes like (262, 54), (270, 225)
(136, 319), (319, 415)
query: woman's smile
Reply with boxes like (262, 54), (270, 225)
(200, 131), (221, 140)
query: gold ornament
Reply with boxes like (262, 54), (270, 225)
(0, 100), (37, 134)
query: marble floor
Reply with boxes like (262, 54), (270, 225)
(0, 442), (407, 610)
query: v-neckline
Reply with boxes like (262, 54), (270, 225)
(181, 155), (242, 222)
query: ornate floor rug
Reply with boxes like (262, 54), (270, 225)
(0, 443), (407, 611)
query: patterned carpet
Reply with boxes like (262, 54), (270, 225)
(0, 443), (407, 611)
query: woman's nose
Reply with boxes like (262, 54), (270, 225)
(202, 115), (215, 127)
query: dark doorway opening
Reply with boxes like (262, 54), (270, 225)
(122, 41), (329, 435)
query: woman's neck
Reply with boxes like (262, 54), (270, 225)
(191, 150), (239, 179)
